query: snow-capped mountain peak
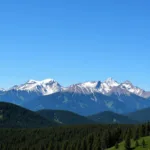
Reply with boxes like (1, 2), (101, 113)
(100, 79), (145, 97)
(120, 81), (144, 96)
(104, 77), (120, 87)
(99, 78), (120, 94)
(10, 79), (62, 95)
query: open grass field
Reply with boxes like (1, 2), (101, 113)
(108, 136), (150, 150)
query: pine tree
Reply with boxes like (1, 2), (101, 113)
(135, 140), (139, 147)
(76, 141), (81, 150)
(93, 137), (101, 150)
(87, 134), (94, 150)
(145, 122), (150, 136)
(124, 130), (131, 150)
(48, 142), (54, 150)
(115, 142), (119, 149)
(100, 130), (110, 149)
(142, 139), (146, 148)
(133, 128), (139, 141)
(101, 137), (106, 150)
(140, 125), (146, 137)
(62, 141), (68, 150)
(81, 139), (87, 150)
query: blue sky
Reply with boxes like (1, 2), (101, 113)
(0, 0), (150, 90)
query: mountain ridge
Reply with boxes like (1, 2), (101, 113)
(88, 111), (138, 124)
(127, 107), (150, 123)
(0, 77), (150, 115)
(1, 77), (150, 98)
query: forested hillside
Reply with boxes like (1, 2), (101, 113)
(37, 109), (95, 125)
(0, 123), (150, 150)
(0, 102), (57, 128)
(88, 111), (138, 124)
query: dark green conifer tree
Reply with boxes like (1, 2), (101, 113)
(62, 141), (68, 150)
(135, 140), (139, 147)
(133, 128), (139, 141)
(101, 137), (106, 150)
(81, 139), (87, 150)
(115, 142), (119, 149)
(48, 142), (54, 150)
(142, 139), (146, 148)
(140, 125), (146, 137)
(124, 130), (131, 150)
(87, 134), (94, 150)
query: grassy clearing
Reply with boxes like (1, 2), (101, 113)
(108, 136), (150, 150)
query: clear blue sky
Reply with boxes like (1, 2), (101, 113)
(0, 0), (150, 90)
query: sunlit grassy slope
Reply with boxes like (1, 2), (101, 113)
(108, 136), (150, 150)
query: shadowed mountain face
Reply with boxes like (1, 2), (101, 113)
(88, 111), (138, 124)
(109, 93), (150, 111)
(24, 91), (147, 116)
(0, 90), (41, 105)
(0, 102), (58, 128)
(37, 109), (95, 125)
(27, 92), (127, 116)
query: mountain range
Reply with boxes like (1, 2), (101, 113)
(0, 78), (150, 115)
